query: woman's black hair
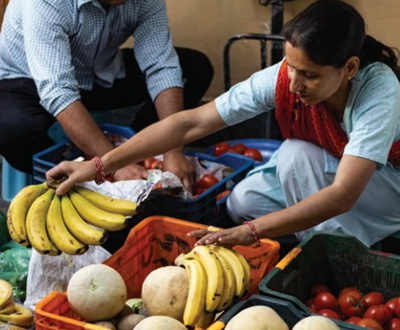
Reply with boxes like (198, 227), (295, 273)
(283, 0), (400, 78)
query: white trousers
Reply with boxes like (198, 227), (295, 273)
(227, 139), (400, 247)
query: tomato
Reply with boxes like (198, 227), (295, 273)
(363, 305), (389, 325)
(356, 318), (384, 330)
(232, 143), (247, 154)
(143, 157), (157, 169)
(364, 291), (385, 307)
(213, 142), (231, 156)
(386, 297), (400, 317)
(339, 287), (362, 297)
(243, 148), (263, 161)
(346, 316), (362, 324)
(387, 318), (400, 330)
(310, 284), (330, 298)
(318, 308), (342, 320)
(338, 290), (366, 317)
(193, 186), (207, 196)
(149, 159), (163, 170)
(216, 190), (231, 201)
(197, 174), (219, 189)
(314, 292), (337, 311)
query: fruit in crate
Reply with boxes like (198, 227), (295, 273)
(6, 183), (137, 255)
(212, 141), (265, 161)
(173, 244), (251, 328)
(0, 279), (34, 328)
(225, 305), (289, 330)
(132, 315), (187, 330)
(67, 264), (127, 322)
(292, 315), (340, 330)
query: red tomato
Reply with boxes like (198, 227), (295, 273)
(243, 148), (263, 161)
(143, 157), (157, 169)
(363, 305), (389, 325)
(314, 292), (337, 311)
(232, 143), (247, 154)
(386, 297), (400, 317)
(339, 287), (362, 297)
(318, 308), (342, 320)
(226, 148), (239, 154)
(310, 284), (330, 298)
(149, 159), (163, 170)
(346, 316), (362, 324)
(338, 290), (366, 317)
(387, 318), (400, 330)
(216, 190), (231, 201)
(197, 174), (219, 189)
(356, 318), (384, 330)
(193, 186), (207, 196)
(213, 142), (231, 156)
(364, 291), (385, 307)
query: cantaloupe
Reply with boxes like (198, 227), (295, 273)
(133, 315), (187, 330)
(67, 264), (127, 322)
(292, 315), (340, 330)
(141, 266), (189, 321)
(225, 305), (289, 330)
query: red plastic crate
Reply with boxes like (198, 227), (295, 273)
(35, 216), (280, 330)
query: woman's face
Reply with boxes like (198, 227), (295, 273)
(285, 42), (349, 106)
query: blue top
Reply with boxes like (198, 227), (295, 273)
(216, 60), (400, 171)
(0, 0), (184, 116)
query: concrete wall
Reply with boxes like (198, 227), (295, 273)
(166, 0), (400, 100)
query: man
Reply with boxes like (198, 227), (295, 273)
(0, 0), (213, 189)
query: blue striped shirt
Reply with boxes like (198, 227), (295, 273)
(0, 0), (184, 116)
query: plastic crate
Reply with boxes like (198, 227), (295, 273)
(32, 124), (135, 183)
(141, 151), (254, 226)
(204, 138), (282, 166)
(259, 231), (400, 329)
(35, 216), (281, 330)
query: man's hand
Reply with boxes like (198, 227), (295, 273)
(113, 163), (149, 181)
(163, 150), (196, 193)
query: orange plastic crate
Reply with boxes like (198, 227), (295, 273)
(35, 216), (280, 330)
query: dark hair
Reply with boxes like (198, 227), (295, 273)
(283, 0), (400, 77)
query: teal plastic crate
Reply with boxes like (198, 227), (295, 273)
(259, 231), (400, 329)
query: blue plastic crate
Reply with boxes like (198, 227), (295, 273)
(142, 151), (254, 226)
(204, 138), (282, 167)
(32, 124), (135, 183)
(1, 159), (32, 202)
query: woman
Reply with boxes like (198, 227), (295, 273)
(47, 0), (400, 248)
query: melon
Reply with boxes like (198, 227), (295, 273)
(292, 315), (340, 330)
(141, 266), (189, 321)
(67, 264), (127, 322)
(225, 305), (289, 330)
(133, 315), (186, 330)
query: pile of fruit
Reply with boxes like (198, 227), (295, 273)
(0, 279), (33, 328)
(212, 142), (263, 161)
(305, 284), (400, 329)
(7, 183), (137, 255)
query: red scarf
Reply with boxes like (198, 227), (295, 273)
(275, 60), (400, 166)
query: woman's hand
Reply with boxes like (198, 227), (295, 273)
(187, 224), (256, 247)
(163, 151), (196, 193)
(46, 160), (96, 195)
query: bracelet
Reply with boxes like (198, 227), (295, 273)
(92, 156), (106, 185)
(243, 221), (261, 247)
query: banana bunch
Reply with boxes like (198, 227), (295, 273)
(0, 279), (34, 328)
(176, 245), (251, 328)
(7, 183), (137, 255)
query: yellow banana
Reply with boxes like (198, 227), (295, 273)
(61, 195), (108, 245)
(195, 310), (216, 329)
(188, 245), (224, 313)
(47, 195), (88, 255)
(7, 182), (48, 245)
(0, 280), (13, 309)
(0, 304), (34, 327)
(231, 249), (251, 294)
(25, 188), (55, 254)
(73, 185), (137, 216)
(181, 258), (207, 327)
(0, 300), (16, 315)
(69, 191), (128, 231)
(209, 246), (237, 311)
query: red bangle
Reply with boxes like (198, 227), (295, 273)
(92, 156), (106, 185)
(243, 221), (261, 247)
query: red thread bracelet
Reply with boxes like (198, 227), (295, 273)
(92, 156), (106, 185)
(243, 221), (261, 247)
